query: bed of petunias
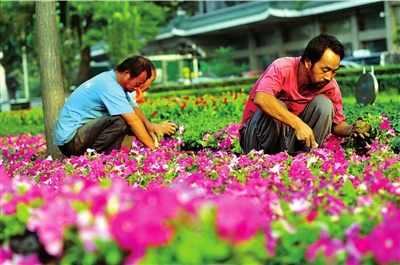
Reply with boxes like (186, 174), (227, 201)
(1, 92), (399, 265)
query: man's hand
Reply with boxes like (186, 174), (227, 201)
(159, 121), (179, 136)
(148, 121), (179, 147)
(294, 121), (318, 149)
(350, 116), (372, 140)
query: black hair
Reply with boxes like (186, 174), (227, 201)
(301, 33), (345, 64)
(115, 55), (152, 80)
(144, 58), (156, 71)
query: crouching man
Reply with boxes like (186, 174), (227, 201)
(54, 55), (177, 157)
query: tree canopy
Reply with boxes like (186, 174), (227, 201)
(1, 1), (169, 93)
(202, 46), (248, 77)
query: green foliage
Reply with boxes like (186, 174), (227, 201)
(0, 213), (27, 245)
(61, 228), (127, 265)
(1, 1), (168, 96)
(151, 65), (400, 97)
(201, 46), (249, 77)
(0, 108), (44, 136)
(140, 207), (268, 265)
(1, 92), (399, 154)
(393, 25), (400, 47)
(0, 1), (36, 70)
(92, 1), (167, 66)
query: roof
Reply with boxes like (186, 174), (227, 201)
(156, 0), (382, 40)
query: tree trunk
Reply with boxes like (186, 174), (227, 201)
(35, 1), (65, 160)
(75, 46), (91, 86)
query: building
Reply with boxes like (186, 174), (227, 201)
(140, 0), (399, 75)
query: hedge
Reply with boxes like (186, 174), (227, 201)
(149, 65), (400, 98)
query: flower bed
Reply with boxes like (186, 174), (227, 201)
(1, 114), (399, 264)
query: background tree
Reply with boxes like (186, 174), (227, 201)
(1, 1), (169, 94)
(202, 46), (248, 77)
(103, 1), (167, 66)
(0, 1), (38, 98)
(153, 1), (198, 19)
(65, 1), (167, 86)
(0, 2), (36, 73)
(36, 0), (65, 160)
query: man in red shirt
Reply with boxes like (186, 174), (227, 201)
(240, 33), (365, 155)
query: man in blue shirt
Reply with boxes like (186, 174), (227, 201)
(54, 55), (178, 157)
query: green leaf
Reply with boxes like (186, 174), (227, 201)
(16, 203), (30, 223)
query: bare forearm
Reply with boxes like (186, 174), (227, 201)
(253, 92), (302, 129)
(121, 113), (155, 150)
(253, 92), (317, 147)
(133, 106), (152, 129)
(332, 121), (352, 137)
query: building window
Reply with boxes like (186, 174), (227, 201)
(229, 36), (248, 50)
(282, 24), (312, 43)
(359, 10), (385, 30)
(363, 39), (386, 53)
(286, 49), (304, 57)
(259, 53), (278, 69)
(255, 30), (278, 47)
(342, 43), (354, 58)
(321, 17), (351, 35)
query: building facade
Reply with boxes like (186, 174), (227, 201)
(140, 1), (399, 72)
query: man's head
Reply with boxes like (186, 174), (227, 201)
(115, 56), (152, 92)
(301, 33), (345, 89)
(136, 59), (157, 93)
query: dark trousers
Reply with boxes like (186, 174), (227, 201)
(240, 95), (334, 155)
(59, 116), (131, 157)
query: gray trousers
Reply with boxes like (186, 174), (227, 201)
(59, 116), (131, 157)
(239, 95), (334, 155)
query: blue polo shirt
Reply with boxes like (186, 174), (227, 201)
(54, 70), (138, 145)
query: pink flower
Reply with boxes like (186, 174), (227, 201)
(306, 211), (318, 223)
(0, 164), (13, 194)
(349, 206), (400, 264)
(110, 205), (174, 250)
(367, 211), (400, 263)
(110, 187), (179, 251)
(123, 246), (146, 265)
(344, 223), (364, 265)
(33, 199), (77, 256)
(0, 245), (11, 263)
(379, 114), (396, 136)
(306, 228), (345, 264)
(356, 195), (374, 206)
(216, 195), (263, 243)
(288, 160), (316, 182)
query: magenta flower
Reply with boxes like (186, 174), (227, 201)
(110, 205), (174, 250)
(0, 245), (11, 263)
(123, 245), (146, 265)
(110, 187), (179, 252)
(135, 187), (180, 219)
(216, 195), (263, 243)
(367, 210), (400, 263)
(306, 228), (345, 264)
(288, 160), (316, 183)
(0, 164), (13, 194)
(33, 199), (77, 256)
(306, 211), (318, 223)
(348, 206), (400, 264)
(356, 195), (374, 207)
(379, 114), (396, 136)
(344, 223), (365, 265)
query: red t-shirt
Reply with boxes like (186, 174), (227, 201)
(241, 56), (345, 128)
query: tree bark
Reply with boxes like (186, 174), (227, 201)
(35, 1), (65, 160)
